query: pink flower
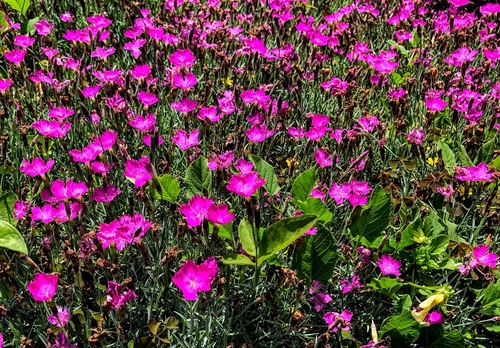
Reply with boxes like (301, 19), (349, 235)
(314, 148), (333, 167)
(106, 281), (137, 310)
(97, 213), (152, 251)
(480, 4), (500, 15)
(448, 0), (470, 7)
(34, 20), (54, 36)
(455, 162), (495, 182)
(13, 200), (30, 220)
(407, 129), (424, 145)
(171, 129), (200, 150)
(124, 157), (154, 187)
(92, 186), (121, 203)
(129, 113), (156, 131)
(31, 204), (57, 224)
(48, 106), (74, 120)
(60, 11), (74, 22)
(329, 181), (372, 207)
(172, 72), (198, 90)
(87, 15), (112, 29)
(124, 39), (147, 59)
(471, 245), (498, 269)
(43, 180), (88, 202)
(323, 310), (353, 332)
(207, 151), (234, 171)
(207, 203), (234, 225)
(444, 47), (478, 67)
(171, 98), (198, 113)
(169, 49), (196, 69)
(424, 311), (444, 325)
(307, 281), (333, 312)
(27, 273), (58, 302)
(130, 64), (151, 80)
(0, 78), (12, 93)
(172, 256), (218, 301)
(32, 120), (71, 138)
(245, 123), (274, 143)
(4, 49), (26, 65)
(82, 85), (101, 99)
(179, 195), (213, 227)
(19, 157), (54, 177)
(341, 274), (361, 294)
(47, 306), (71, 327)
(198, 106), (223, 122)
(14, 35), (35, 48)
(437, 184), (454, 201)
(425, 97), (448, 112)
(226, 171), (266, 197)
(355, 116), (380, 133)
(377, 254), (402, 277)
(137, 91), (158, 107)
(240, 89), (271, 106)
(91, 47), (115, 59)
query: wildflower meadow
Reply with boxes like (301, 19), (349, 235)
(0, 0), (500, 346)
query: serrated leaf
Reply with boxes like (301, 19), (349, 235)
(5, 0), (30, 15)
(0, 220), (28, 254)
(249, 155), (280, 196)
(349, 187), (392, 247)
(238, 218), (256, 256)
(437, 140), (456, 175)
(152, 174), (180, 203)
(291, 167), (317, 204)
(0, 191), (17, 226)
(297, 198), (332, 223)
(292, 225), (337, 284)
(258, 215), (317, 265)
(184, 156), (211, 197)
(222, 254), (254, 266)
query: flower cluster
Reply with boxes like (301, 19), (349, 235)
(97, 213), (152, 251)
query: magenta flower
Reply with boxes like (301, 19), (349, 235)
(13, 200), (30, 220)
(323, 309), (353, 332)
(444, 47), (478, 67)
(207, 151), (234, 171)
(471, 245), (498, 269)
(69, 146), (100, 163)
(207, 203), (234, 225)
(226, 171), (266, 197)
(34, 19), (54, 36)
(240, 89), (271, 106)
(90, 161), (114, 174)
(130, 64), (151, 80)
(437, 184), (454, 201)
(169, 49), (196, 69)
(314, 148), (333, 167)
(81, 85), (101, 99)
(106, 281), (137, 310)
(425, 97), (448, 112)
(32, 120), (71, 138)
(172, 72), (198, 90)
(171, 129), (200, 151)
(129, 113), (156, 131)
(124, 157), (154, 187)
(455, 162), (495, 182)
(245, 124), (274, 143)
(41, 47), (59, 60)
(124, 39), (147, 59)
(87, 14), (112, 29)
(179, 195), (214, 227)
(92, 186), (121, 203)
(377, 254), (402, 277)
(47, 306), (71, 327)
(97, 213), (152, 251)
(198, 106), (223, 123)
(341, 274), (361, 294)
(137, 91), (158, 107)
(60, 11), (74, 22)
(4, 48), (26, 65)
(19, 157), (54, 178)
(480, 3), (500, 15)
(424, 311), (444, 325)
(329, 181), (372, 207)
(172, 256), (218, 301)
(31, 204), (57, 224)
(171, 98), (198, 113)
(14, 35), (35, 48)
(407, 129), (424, 145)
(0, 78), (12, 93)
(307, 281), (333, 312)
(48, 106), (74, 120)
(27, 273), (58, 302)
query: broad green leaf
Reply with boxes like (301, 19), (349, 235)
(437, 140), (456, 175)
(456, 144), (473, 166)
(484, 323), (500, 333)
(0, 191), (18, 226)
(152, 174), (180, 203)
(479, 280), (500, 316)
(380, 310), (420, 346)
(297, 198), (332, 223)
(428, 235), (449, 257)
(291, 167), (317, 204)
(21, 16), (38, 35)
(387, 39), (409, 56)
(369, 277), (403, 298)
(222, 254), (254, 266)
(349, 187), (392, 247)
(292, 225), (337, 284)
(258, 215), (317, 265)
(184, 156), (212, 197)
(410, 29), (420, 47)
(209, 221), (232, 240)
(490, 155), (500, 170)
(238, 218), (256, 256)
(391, 71), (403, 86)
(475, 138), (495, 165)
(425, 329), (464, 348)
(0, 11), (8, 32)
(0, 220), (28, 254)
(5, 0), (30, 15)
(249, 155), (280, 196)
(396, 215), (420, 250)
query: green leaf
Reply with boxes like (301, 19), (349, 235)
(184, 156), (212, 197)
(410, 29), (420, 47)
(291, 167), (317, 204)
(297, 198), (332, 223)
(222, 254), (254, 266)
(4, 0), (30, 15)
(0, 220), (28, 254)
(0, 191), (18, 226)
(238, 218), (256, 257)
(21, 16), (38, 35)
(152, 174), (180, 203)
(0, 11), (8, 33)
(249, 155), (280, 196)
(437, 140), (456, 175)
(425, 329), (464, 348)
(258, 215), (317, 266)
(380, 310), (420, 346)
(479, 280), (500, 316)
(475, 138), (495, 165)
(217, 221), (232, 240)
(484, 323), (500, 333)
(292, 225), (337, 284)
(391, 71), (403, 86)
(456, 144), (473, 166)
(349, 187), (392, 247)
(428, 235), (449, 257)
(387, 39), (409, 56)
(369, 277), (403, 298)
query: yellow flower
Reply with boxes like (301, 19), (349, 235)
(286, 158), (298, 168)
(221, 77), (233, 86)
(426, 157), (438, 166)
(411, 293), (446, 323)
